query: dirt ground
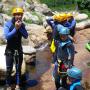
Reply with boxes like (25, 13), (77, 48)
(27, 28), (90, 90)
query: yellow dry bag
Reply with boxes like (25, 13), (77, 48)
(50, 39), (56, 53)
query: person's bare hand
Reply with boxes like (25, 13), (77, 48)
(15, 20), (22, 30)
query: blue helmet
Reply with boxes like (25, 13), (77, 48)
(67, 67), (82, 79)
(57, 24), (70, 35)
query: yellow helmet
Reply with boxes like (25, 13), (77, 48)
(12, 7), (24, 15)
(67, 13), (73, 18)
(53, 13), (67, 22)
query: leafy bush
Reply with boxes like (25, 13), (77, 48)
(24, 19), (32, 24)
(40, 0), (76, 11)
(77, 0), (90, 10)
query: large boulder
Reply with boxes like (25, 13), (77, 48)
(75, 13), (88, 21)
(23, 46), (36, 65)
(34, 3), (53, 15)
(26, 24), (47, 48)
(76, 19), (90, 30)
(23, 12), (41, 24)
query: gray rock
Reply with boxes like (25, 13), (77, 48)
(23, 46), (36, 54)
(29, 2), (35, 10)
(0, 14), (4, 25)
(0, 26), (6, 45)
(75, 13), (88, 21)
(34, 3), (53, 15)
(0, 3), (3, 13)
(23, 12), (42, 24)
(76, 19), (90, 30)
(26, 24), (47, 47)
(2, 14), (11, 22)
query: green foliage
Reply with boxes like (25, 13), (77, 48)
(74, 0), (82, 2)
(50, 4), (76, 12)
(31, 11), (38, 16)
(40, 0), (90, 18)
(26, 0), (33, 3)
(27, 0), (40, 3)
(77, 0), (90, 10)
(40, 0), (76, 11)
(5, 10), (12, 16)
(24, 19), (32, 24)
